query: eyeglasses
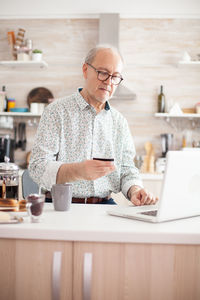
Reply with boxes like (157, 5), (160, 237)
(87, 63), (123, 85)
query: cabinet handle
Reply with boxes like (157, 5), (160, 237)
(83, 252), (93, 300)
(52, 251), (62, 300)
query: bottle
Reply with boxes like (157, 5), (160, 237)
(182, 135), (186, 148)
(158, 85), (165, 113)
(0, 91), (5, 112)
(2, 86), (8, 112)
(25, 39), (33, 59)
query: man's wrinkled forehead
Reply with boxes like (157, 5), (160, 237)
(92, 49), (123, 72)
(92, 48), (123, 64)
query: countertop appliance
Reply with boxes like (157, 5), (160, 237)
(0, 157), (19, 199)
(161, 133), (173, 157)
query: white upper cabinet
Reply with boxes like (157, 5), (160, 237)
(1, 0), (200, 18)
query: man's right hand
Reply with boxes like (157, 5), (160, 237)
(56, 159), (115, 184)
(77, 159), (115, 180)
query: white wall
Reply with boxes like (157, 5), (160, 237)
(1, 0), (200, 18)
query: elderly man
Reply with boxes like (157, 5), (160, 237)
(29, 45), (157, 205)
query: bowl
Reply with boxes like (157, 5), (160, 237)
(10, 108), (29, 112)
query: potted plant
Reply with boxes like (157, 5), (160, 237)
(32, 49), (43, 62)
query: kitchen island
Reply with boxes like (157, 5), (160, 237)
(1, 204), (200, 300)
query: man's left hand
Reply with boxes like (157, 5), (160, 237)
(128, 186), (158, 206)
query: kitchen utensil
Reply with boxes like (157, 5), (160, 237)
(26, 151), (31, 166)
(17, 122), (26, 150)
(17, 123), (22, 149)
(21, 123), (26, 151)
(0, 135), (15, 162)
(27, 87), (54, 108)
(145, 142), (152, 156)
(0, 157), (19, 199)
(145, 142), (155, 172)
(161, 134), (173, 157)
(14, 125), (17, 149)
(141, 142), (155, 173)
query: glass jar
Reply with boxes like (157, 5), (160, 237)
(0, 158), (19, 199)
(17, 46), (30, 61)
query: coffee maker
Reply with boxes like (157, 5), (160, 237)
(0, 135), (15, 162)
(161, 134), (173, 157)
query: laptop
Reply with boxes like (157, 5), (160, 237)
(107, 150), (200, 223)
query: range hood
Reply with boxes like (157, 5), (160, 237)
(99, 13), (136, 100)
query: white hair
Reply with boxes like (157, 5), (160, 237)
(84, 44), (124, 64)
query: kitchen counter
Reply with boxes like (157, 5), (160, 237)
(1, 203), (200, 244)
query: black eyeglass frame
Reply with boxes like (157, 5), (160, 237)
(87, 63), (123, 85)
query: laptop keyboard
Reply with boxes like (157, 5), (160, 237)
(140, 210), (158, 216)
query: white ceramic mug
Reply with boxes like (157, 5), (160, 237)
(30, 103), (46, 114)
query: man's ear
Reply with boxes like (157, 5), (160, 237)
(82, 63), (88, 79)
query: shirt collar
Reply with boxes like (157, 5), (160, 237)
(75, 88), (89, 111)
(76, 88), (110, 111)
(105, 101), (110, 111)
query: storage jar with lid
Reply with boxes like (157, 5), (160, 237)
(7, 98), (16, 112)
(0, 157), (19, 199)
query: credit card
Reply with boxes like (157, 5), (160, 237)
(93, 158), (114, 161)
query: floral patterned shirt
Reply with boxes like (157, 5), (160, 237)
(29, 89), (143, 198)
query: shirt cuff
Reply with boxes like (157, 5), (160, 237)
(121, 179), (144, 199)
(41, 161), (65, 191)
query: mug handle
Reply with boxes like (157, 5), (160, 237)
(51, 188), (54, 201)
